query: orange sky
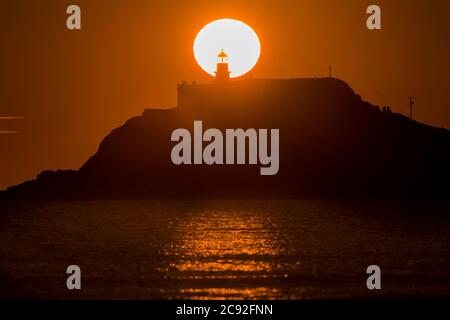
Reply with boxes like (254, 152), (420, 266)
(0, 0), (449, 189)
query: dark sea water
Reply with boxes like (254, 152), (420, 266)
(0, 200), (449, 299)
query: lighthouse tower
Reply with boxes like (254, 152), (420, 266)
(215, 49), (230, 83)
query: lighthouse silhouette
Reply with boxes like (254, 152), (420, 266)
(215, 49), (230, 83)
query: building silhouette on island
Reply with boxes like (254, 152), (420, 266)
(215, 49), (231, 83)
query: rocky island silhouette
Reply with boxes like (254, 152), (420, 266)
(2, 77), (449, 200)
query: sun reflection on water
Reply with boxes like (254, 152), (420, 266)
(159, 207), (295, 299)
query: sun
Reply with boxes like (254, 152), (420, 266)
(193, 19), (261, 78)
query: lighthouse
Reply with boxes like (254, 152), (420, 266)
(215, 49), (230, 83)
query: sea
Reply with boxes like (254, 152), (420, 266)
(0, 199), (449, 299)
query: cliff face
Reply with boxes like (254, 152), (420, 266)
(3, 78), (450, 199)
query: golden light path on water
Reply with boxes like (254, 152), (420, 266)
(158, 206), (303, 299)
